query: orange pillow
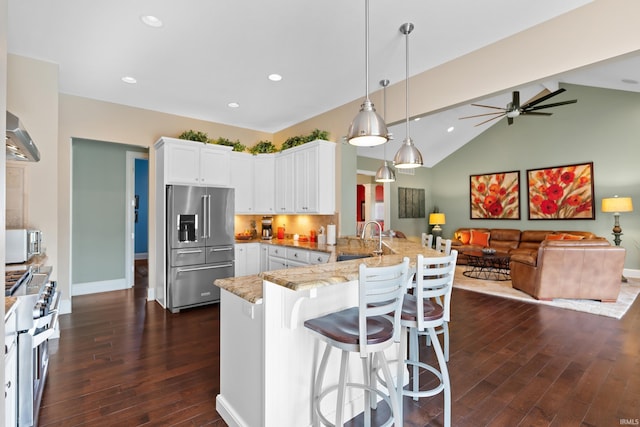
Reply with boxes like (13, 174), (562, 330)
(458, 230), (471, 244)
(546, 234), (565, 240)
(470, 230), (490, 247)
(563, 234), (585, 240)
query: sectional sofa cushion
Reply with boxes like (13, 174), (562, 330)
(469, 230), (490, 247)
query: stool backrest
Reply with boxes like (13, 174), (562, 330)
(414, 250), (458, 328)
(358, 257), (411, 357)
(435, 237), (452, 255)
(421, 233), (433, 248)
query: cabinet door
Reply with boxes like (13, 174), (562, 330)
(260, 245), (269, 273)
(268, 256), (287, 271)
(274, 152), (295, 213)
(166, 142), (200, 184)
(245, 244), (261, 275)
(254, 155), (275, 214)
(234, 245), (246, 277)
(230, 153), (254, 213)
(200, 145), (231, 186)
(294, 147), (318, 213)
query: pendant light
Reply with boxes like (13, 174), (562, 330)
(347, 0), (389, 147)
(393, 22), (423, 169)
(375, 79), (396, 182)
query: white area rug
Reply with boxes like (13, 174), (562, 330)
(453, 266), (640, 319)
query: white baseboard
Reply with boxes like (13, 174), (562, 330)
(135, 253), (148, 260)
(147, 287), (156, 301)
(59, 298), (72, 314)
(72, 278), (129, 296)
(624, 268), (640, 279)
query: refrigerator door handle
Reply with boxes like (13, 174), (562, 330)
(207, 194), (212, 238)
(202, 195), (208, 239)
(177, 249), (204, 254)
(177, 264), (233, 273)
(210, 247), (233, 252)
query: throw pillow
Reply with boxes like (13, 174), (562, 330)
(458, 230), (471, 244)
(546, 233), (566, 240)
(470, 230), (490, 247)
(563, 234), (585, 240)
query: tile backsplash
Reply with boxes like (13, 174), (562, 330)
(235, 214), (339, 239)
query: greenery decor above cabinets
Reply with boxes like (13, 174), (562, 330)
(155, 137), (231, 187)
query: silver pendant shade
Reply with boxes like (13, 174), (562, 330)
(375, 79), (396, 183)
(347, 0), (389, 147)
(393, 22), (423, 169)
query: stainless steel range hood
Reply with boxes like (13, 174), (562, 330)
(6, 111), (40, 162)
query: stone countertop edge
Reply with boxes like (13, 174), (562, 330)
(216, 237), (444, 303)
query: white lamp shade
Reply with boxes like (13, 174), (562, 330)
(602, 197), (633, 213)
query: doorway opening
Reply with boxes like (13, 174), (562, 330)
(356, 170), (391, 235)
(126, 152), (149, 289)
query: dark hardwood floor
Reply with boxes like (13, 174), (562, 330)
(39, 261), (640, 426)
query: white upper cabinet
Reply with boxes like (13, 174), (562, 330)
(254, 154), (275, 214)
(230, 152), (255, 213)
(155, 137), (232, 186)
(274, 150), (295, 214)
(293, 140), (335, 214)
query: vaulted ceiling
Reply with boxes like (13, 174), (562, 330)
(8, 0), (640, 166)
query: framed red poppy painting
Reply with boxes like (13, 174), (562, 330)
(469, 171), (520, 219)
(526, 162), (595, 220)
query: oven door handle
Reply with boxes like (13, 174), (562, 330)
(177, 264), (233, 273)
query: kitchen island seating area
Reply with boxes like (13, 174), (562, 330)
(304, 258), (411, 427)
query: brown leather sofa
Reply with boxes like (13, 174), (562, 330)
(450, 228), (598, 265)
(510, 239), (626, 302)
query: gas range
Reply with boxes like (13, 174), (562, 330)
(5, 264), (60, 427)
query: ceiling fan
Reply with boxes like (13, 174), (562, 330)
(460, 88), (577, 126)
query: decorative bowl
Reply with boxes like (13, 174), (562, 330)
(482, 248), (497, 255)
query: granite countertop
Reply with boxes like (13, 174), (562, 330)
(217, 237), (442, 303)
(5, 297), (19, 321)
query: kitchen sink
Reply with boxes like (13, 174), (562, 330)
(336, 253), (374, 262)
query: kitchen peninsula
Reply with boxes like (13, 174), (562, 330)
(215, 237), (441, 427)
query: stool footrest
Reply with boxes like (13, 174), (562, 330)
(402, 359), (444, 398)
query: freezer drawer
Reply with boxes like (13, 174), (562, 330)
(206, 245), (234, 264)
(168, 262), (232, 312)
(170, 248), (206, 267)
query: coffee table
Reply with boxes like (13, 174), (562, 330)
(463, 251), (511, 281)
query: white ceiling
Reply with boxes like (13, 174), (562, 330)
(8, 0), (640, 166)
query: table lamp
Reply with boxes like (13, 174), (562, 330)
(601, 196), (633, 247)
(429, 212), (446, 239)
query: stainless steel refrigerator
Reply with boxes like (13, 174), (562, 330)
(166, 185), (234, 313)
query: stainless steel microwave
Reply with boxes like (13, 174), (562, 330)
(5, 229), (42, 264)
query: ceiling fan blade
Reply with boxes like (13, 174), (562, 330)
(475, 113), (505, 127)
(471, 103), (506, 111)
(512, 91), (520, 109)
(520, 111), (553, 116)
(524, 99), (578, 112)
(459, 111), (506, 120)
(521, 88), (567, 109)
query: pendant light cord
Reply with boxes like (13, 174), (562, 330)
(382, 80), (388, 160)
(405, 25), (410, 139)
(364, 0), (371, 102)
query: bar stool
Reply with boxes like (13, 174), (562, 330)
(397, 250), (457, 427)
(304, 258), (411, 427)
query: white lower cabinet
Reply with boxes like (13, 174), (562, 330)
(5, 306), (18, 427)
(266, 245), (330, 270)
(234, 243), (261, 277)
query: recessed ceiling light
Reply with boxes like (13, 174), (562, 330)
(414, 117), (421, 121)
(121, 76), (137, 84)
(447, 126), (455, 133)
(141, 15), (163, 28)
(621, 78), (638, 85)
(228, 102), (240, 108)
(268, 74), (283, 82)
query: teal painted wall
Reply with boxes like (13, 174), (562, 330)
(72, 138), (147, 283)
(430, 83), (640, 268)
